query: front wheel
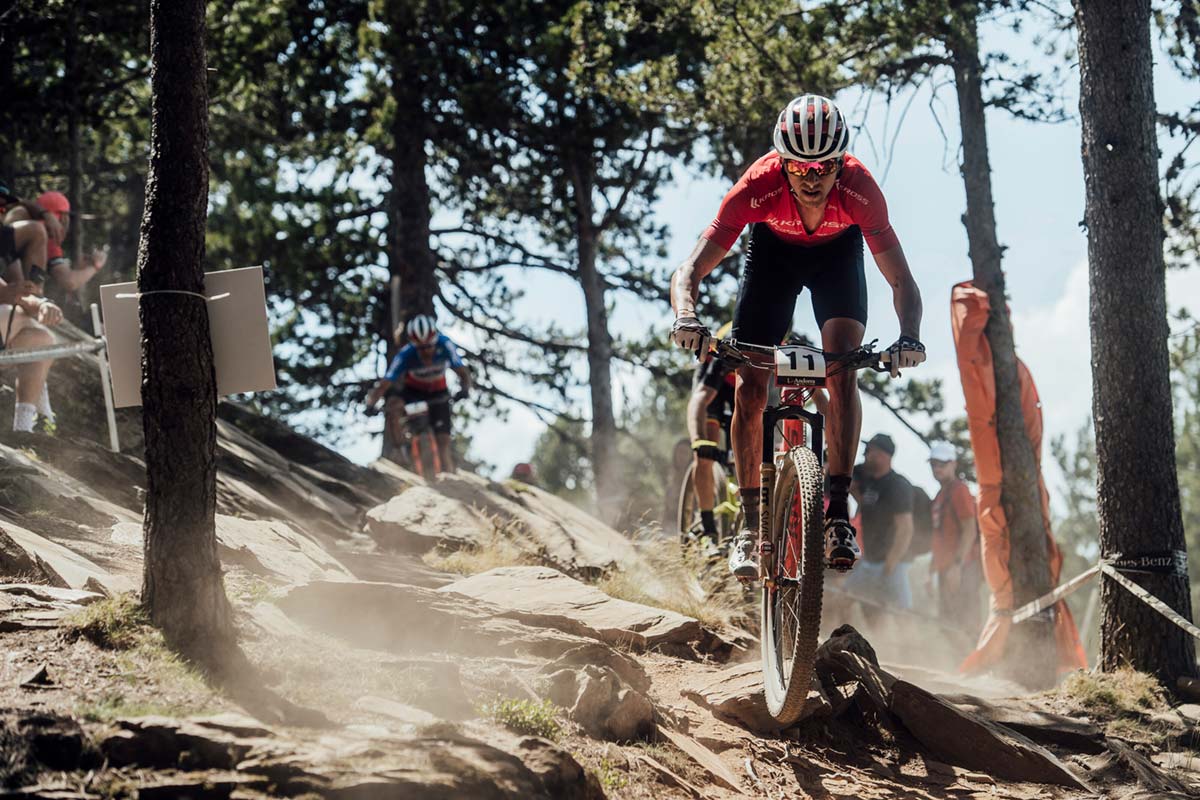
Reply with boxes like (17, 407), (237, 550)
(760, 445), (825, 726)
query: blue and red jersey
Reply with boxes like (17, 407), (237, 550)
(384, 333), (465, 392)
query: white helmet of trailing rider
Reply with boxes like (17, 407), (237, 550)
(773, 94), (850, 162)
(406, 314), (438, 345)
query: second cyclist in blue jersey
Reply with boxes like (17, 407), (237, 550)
(367, 314), (472, 473)
(669, 94), (927, 580)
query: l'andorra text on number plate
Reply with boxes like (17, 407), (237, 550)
(775, 344), (827, 387)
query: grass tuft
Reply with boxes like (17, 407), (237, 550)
(593, 536), (747, 630)
(593, 757), (629, 791)
(75, 691), (211, 723)
(423, 517), (538, 576)
(1057, 668), (1168, 717)
(480, 697), (561, 739)
(64, 593), (148, 650)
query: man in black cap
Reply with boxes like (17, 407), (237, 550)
(842, 432), (916, 616)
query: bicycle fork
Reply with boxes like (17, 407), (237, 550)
(758, 462), (775, 585)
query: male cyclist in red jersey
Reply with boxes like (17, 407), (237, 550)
(669, 94), (926, 580)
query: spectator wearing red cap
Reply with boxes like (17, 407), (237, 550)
(0, 180), (60, 285)
(5, 191), (107, 291)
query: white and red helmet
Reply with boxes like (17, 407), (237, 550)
(773, 94), (850, 162)
(406, 314), (438, 345)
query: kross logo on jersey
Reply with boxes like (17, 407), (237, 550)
(838, 183), (870, 206)
(750, 186), (783, 209)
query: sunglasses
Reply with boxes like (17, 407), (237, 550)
(783, 158), (842, 178)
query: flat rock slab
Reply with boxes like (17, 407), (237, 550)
(365, 472), (639, 574)
(682, 661), (830, 733)
(945, 693), (1106, 754)
(112, 516), (354, 586)
(0, 520), (135, 594)
(85, 712), (602, 799)
(889, 680), (1091, 790)
(439, 566), (708, 652)
(276, 579), (595, 659)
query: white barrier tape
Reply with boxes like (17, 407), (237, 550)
(0, 339), (104, 366)
(1099, 562), (1200, 641)
(114, 290), (230, 302)
(1010, 564), (1101, 625)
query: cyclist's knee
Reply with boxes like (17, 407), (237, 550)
(735, 379), (768, 412)
(14, 219), (47, 249)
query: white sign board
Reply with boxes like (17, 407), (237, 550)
(99, 266), (277, 408)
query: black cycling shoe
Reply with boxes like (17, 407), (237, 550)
(824, 519), (860, 571)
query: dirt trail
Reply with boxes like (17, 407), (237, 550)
(1, 378), (1198, 797)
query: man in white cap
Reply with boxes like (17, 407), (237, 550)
(928, 441), (982, 635)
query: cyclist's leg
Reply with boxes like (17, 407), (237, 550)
(730, 223), (804, 529)
(429, 392), (455, 473)
(807, 226), (868, 522)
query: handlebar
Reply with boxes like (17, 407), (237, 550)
(711, 337), (891, 378)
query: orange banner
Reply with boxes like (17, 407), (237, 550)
(950, 281), (1086, 676)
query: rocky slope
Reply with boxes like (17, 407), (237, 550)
(1, 337), (1198, 798)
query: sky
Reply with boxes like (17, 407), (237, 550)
(337, 12), (1197, 509)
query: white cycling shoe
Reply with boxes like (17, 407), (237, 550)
(728, 530), (759, 580)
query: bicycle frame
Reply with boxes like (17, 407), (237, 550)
(758, 400), (824, 585)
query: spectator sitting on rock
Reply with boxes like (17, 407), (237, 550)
(0, 180), (61, 284)
(0, 275), (64, 432)
(4, 191), (107, 291)
(843, 433), (916, 622)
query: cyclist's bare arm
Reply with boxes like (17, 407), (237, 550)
(453, 365), (472, 393)
(670, 238), (729, 316)
(871, 244), (922, 339)
(366, 379), (392, 408)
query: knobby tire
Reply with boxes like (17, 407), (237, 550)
(761, 445), (824, 726)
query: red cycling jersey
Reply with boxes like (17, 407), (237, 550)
(702, 152), (900, 255)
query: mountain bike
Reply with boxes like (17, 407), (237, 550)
(677, 406), (743, 549)
(712, 337), (889, 726)
(378, 394), (451, 478)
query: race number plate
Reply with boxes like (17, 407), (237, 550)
(775, 345), (826, 387)
(404, 401), (430, 415)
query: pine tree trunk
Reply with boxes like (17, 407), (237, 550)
(1075, 0), (1196, 686)
(949, 4), (1056, 688)
(381, 61), (438, 461)
(387, 91), (437, 324)
(0, 2), (15, 181)
(138, 0), (234, 658)
(65, 3), (86, 306)
(569, 159), (623, 525)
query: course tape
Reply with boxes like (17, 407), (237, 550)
(0, 339), (104, 366)
(1006, 559), (1200, 642)
(1010, 564), (1100, 624)
(1099, 562), (1200, 641)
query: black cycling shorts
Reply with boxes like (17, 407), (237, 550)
(732, 223), (868, 345)
(693, 357), (734, 421)
(401, 386), (452, 435)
